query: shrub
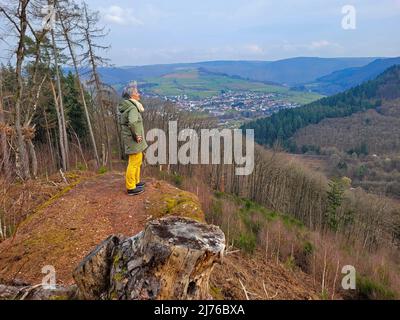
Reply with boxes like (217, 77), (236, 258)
(303, 241), (314, 256)
(172, 173), (183, 187)
(356, 275), (397, 300)
(97, 166), (107, 174)
(75, 162), (87, 171)
(235, 233), (257, 253)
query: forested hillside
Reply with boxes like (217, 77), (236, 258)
(302, 57), (400, 95)
(242, 65), (400, 151)
(95, 57), (375, 87)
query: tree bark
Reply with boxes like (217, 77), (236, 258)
(49, 79), (67, 171)
(0, 72), (10, 178)
(27, 139), (38, 178)
(73, 216), (225, 300)
(14, 0), (30, 180)
(50, 26), (69, 170)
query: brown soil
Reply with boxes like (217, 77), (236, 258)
(0, 172), (202, 286)
(211, 251), (320, 300)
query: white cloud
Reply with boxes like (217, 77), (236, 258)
(100, 5), (143, 26)
(278, 40), (342, 52)
(309, 40), (332, 49)
(244, 44), (264, 54)
(309, 40), (338, 49)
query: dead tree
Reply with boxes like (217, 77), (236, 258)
(79, 3), (112, 169)
(48, 0), (69, 171)
(0, 1), (31, 179)
(58, 1), (100, 166)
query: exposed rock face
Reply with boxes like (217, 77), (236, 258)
(73, 216), (225, 300)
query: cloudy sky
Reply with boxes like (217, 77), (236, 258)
(2, 0), (400, 66)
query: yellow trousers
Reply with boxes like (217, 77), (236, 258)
(126, 152), (143, 190)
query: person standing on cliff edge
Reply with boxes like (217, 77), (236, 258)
(118, 81), (148, 195)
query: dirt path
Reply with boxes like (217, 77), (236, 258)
(0, 172), (202, 286)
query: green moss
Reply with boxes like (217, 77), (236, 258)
(98, 166), (108, 174)
(172, 200), (204, 221)
(113, 272), (124, 282)
(210, 285), (224, 300)
(148, 187), (205, 222)
(109, 291), (118, 300)
(113, 252), (122, 266)
(49, 295), (69, 300)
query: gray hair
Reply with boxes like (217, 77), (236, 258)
(122, 81), (138, 99)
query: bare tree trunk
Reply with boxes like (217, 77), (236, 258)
(42, 107), (56, 170)
(71, 128), (88, 169)
(82, 3), (112, 170)
(49, 79), (67, 171)
(59, 15), (100, 167)
(27, 139), (38, 178)
(0, 71), (10, 179)
(50, 26), (69, 170)
(14, 0), (31, 180)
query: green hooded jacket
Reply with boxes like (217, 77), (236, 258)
(118, 99), (148, 155)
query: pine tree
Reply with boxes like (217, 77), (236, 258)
(63, 72), (87, 139)
(325, 179), (345, 232)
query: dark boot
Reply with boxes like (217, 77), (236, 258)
(127, 187), (144, 196)
(136, 181), (146, 188)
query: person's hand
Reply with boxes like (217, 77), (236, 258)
(136, 135), (143, 143)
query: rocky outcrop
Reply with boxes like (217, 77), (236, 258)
(0, 175), (207, 285)
(73, 216), (225, 300)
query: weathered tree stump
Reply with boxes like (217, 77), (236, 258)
(73, 235), (121, 299)
(74, 216), (225, 300)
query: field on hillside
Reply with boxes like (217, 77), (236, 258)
(137, 68), (322, 103)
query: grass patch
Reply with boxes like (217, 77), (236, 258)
(356, 276), (397, 300)
(97, 166), (108, 174)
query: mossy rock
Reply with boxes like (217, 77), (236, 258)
(147, 182), (205, 222)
